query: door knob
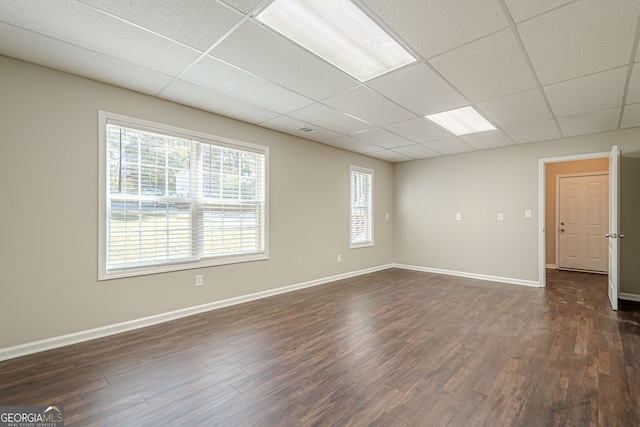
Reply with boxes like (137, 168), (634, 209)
(560, 228), (565, 232)
(561, 222), (565, 225)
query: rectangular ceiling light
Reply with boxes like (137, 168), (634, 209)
(425, 106), (497, 136)
(256, 0), (416, 82)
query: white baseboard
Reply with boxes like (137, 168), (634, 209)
(620, 292), (640, 303)
(393, 264), (541, 288)
(546, 264), (558, 269)
(0, 264), (392, 362)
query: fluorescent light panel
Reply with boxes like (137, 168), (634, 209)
(426, 106), (496, 136)
(256, 0), (416, 82)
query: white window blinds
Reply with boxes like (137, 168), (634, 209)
(350, 166), (373, 247)
(99, 112), (268, 279)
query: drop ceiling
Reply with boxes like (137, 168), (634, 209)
(2, 0), (640, 162)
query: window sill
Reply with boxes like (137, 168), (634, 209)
(350, 242), (374, 250)
(99, 253), (269, 281)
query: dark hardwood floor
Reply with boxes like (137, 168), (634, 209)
(1, 268), (639, 426)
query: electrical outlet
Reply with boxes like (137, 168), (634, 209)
(195, 275), (203, 287)
(498, 213), (504, 221)
(337, 255), (342, 263)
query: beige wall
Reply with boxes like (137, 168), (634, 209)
(394, 130), (640, 287)
(545, 159), (609, 266)
(0, 56), (395, 349)
(621, 157), (640, 296)
(394, 145), (539, 281)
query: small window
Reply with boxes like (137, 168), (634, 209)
(350, 166), (373, 248)
(98, 112), (268, 279)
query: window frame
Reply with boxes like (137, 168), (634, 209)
(98, 111), (269, 280)
(350, 165), (374, 249)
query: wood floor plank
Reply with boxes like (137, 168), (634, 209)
(0, 268), (639, 426)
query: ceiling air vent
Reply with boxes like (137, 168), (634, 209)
(298, 127), (318, 134)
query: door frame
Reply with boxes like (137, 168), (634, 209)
(538, 151), (610, 288)
(554, 171), (608, 271)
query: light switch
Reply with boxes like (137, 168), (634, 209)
(456, 213), (461, 221)
(498, 213), (504, 221)
(525, 209), (532, 218)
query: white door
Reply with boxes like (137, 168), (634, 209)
(558, 174), (609, 272)
(608, 146), (621, 311)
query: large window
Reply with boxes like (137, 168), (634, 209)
(99, 112), (268, 279)
(350, 166), (373, 248)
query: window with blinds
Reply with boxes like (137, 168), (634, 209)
(98, 112), (268, 279)
(350, 166), (373, 248)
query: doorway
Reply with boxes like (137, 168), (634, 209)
(538, 152), (611, 288)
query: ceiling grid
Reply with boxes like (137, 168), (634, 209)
(1, 0), (639, 161)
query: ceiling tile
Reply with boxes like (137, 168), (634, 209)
(322, 87), (415, 126)
(159, 80), (279, 124)
(367, 63), (468, 116)
(180, 56), (313, 114)
(460, 130), (515, 150)
(544, 67), (627, 117)
(518, 0), (640, 84)
(259, 116), (342, 141)
(503, 0), (574, 23)
(557, 107), (621, 137)
(503, 119), (562, 144)
(218, 0), (264, 14)
(0, 0), (201, 76)
(625, 64), (640, 105)
(361, 0), (507, 58)
(351, 128), (416, 149)
(0, 22), (173, 95)
(430, 29), (537, 103)
(368, 150), (413, 163)
(210, 20), (357, 101)
(79, 0), (243, 51)
(477, 88), (552, 128)
(287, 103), (374, 134)
(422, 138), (476, 155)
(392, 144), (442, 159)
(322, 136), (384, 155)
(384, 117), (452, 143)
(621, 103), (640, 129)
